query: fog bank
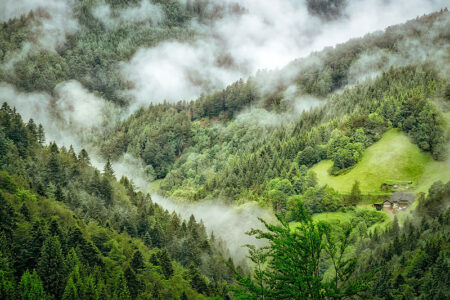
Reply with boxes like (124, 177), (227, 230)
(123, 0), (448, 105)
(151, 193), (273, 261)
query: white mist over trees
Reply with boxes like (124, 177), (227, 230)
(122, 0), (449, 105)
(0, 1), (449, 299)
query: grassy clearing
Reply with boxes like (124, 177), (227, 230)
(310, 128), (450, 194)
(290, 208), (390, 232)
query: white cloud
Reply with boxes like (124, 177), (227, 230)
(121, 40), (244, 105)
(151, 193), (273, 261)
(55, 81), (112, 130)
(0, 80), (118, 150)
(123, 0), (448, 106)
(0, 0), (78, 52)
(92, 0), (164, 29)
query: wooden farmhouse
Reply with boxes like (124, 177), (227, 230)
(374, 192), (415, 212)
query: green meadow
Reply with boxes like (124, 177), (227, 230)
(310, 129), (450, 194)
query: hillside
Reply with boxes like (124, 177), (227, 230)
(0, 104), (234, 299)
(311, 129), (450, 194)
(1, 2), (449, 299)
(93, 11), (450, 207)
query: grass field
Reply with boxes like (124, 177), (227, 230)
(310, 128), (450, 194)
(290, 208), (391, 234)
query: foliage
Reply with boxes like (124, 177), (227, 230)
(355, 181), (450, 299)
(311, 129), (450, 194)
(0, 104), (234, 298)
(231, 201), (369, 299)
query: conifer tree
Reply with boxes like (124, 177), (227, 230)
(349, 180), (362, 205)
(113, 271), (131, 300)
(37, 236), (67, 299)
(0, 270), (15, 300)
(62, 277), (78, 300)
(124, 266), (140, 299)
(82, 275), (97, 300)
(78, 149), (90, 165)
(0, 192), (16, 240)
(26, 119), (37, 140)
(37, 124), (45, 145)
(131, 250), (145, 273)
(188, 264), (208, 295)
(103, 158), (115, 178)
(18, 269), (45, 300)
(159, 249), (174, 279)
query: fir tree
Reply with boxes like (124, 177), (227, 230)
(124, 266), (140, 299)
(78, 149), (90, 165)
(62, 277), (78, 300)
(130, 250), (145, 273)
(113, 271), (131, 300)
(159, 249), (174, 279)
(18, 269), (45, 300)
(103, 158), (115, 178)
(37, 236), (67, 299)
(37, 124), (45, 145)
(26, 119), (38, 140)
(349, 180), (362, 205)
(0, 269), (15, 300)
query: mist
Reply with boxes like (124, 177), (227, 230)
(1, 0), (448, 264)
(87, 152), (274, 262)
(0, 81), (119, 151)
(348, 11), (450, 83)
(122, 0), (448, 106)
(92, 0), (164, 29)
(0, 0), (78, 54)
(150, 193), (273, 262)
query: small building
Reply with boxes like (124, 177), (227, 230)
(390, 192), (415, 210)
(398, 200), (410, 209)
(373, 192), (415, 212)
(382, 199), (394, 209)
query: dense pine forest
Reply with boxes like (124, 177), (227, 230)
(1, 0), (449, 299)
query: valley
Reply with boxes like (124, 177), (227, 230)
(0, 1), (449, 299)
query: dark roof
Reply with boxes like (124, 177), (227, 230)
(389, 192), (415, 203)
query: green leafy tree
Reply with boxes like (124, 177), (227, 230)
(266, 178), (294, 214)
(232, 200), (369, 299)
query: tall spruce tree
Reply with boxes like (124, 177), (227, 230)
(37, 236), (67, 299)
(103, 158), (115, 178)
(18, 269), (45, 300)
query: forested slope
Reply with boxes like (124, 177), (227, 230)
(0, 104), (236, 299)
(97, 11), (450, 209)
(0, 0), (203, 105)
(1, 2), (449, 299)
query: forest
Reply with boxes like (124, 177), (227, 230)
(0, 0), (449, 299)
